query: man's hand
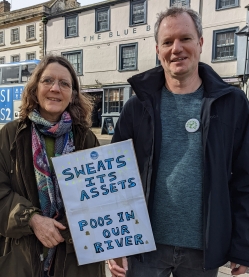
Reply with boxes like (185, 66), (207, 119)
(231, 262), (248, 275)
(29, 214), (66, 248)
(108, 257), (128, 277)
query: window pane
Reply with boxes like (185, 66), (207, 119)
(121, 45), (136, 70)
(107, 88), (124, 113)
(0, 31), (3, 44)
(2, 66), (19, 84)
(216, 31), (235, 59)
(27, 53), (36, 60)
(132, 2), (145, 24)
(62, 52), (82, 75)
(21, 63), (36, 83)
(11, 29), (19, 42)
(171, 0), (190, 7)
(12, 55), (20, 62)
(104, 90), (108, 113)
(219, 0), (236, 8)
(27, 25), (35, 39)
(66, 16), (77, 37)
(0, 57), (4, 64)
(97, 10), (109, 31)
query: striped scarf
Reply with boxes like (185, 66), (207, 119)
(29, 109), (74, 271)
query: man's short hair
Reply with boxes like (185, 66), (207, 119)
(154, 7), (203, 44)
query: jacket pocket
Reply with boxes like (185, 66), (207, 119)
(0, 237), (37, 277)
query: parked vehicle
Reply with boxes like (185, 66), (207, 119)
(0, 60), (40, 127)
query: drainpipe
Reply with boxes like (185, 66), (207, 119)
(42, 16), (48, 57)
(199, 0), (203, 18)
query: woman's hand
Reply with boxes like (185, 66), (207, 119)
(29, 214), (66, 248)
(108, 257), (128, 277)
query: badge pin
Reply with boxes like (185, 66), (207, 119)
(185, 118), (200, 133)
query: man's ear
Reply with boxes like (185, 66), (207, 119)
(199, 37), (203, 53)
(156, 45), (159, 55)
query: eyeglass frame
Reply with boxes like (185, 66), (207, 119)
(39, 76), (73, 92)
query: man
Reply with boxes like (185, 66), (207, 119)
(108, 6), (249, 277)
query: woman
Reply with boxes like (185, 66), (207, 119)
(0, 55), (106, 277)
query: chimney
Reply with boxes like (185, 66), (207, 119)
(0, 0), (11, 13)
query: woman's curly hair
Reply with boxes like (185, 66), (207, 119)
(19, 54), (93, 128)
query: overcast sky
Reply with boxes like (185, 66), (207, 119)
(10, 0), (103, 11)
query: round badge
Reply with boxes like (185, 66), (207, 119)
(90, 151), (99, 160)
(185, 118), (200, 133)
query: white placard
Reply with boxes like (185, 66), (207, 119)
(51, 139), (156, 265)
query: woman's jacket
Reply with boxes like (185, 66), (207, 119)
(112, 62), (249, 270)
(0, 118), (105, 277)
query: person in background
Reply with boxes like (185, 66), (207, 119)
(0, 55), (106, 277)
(108, 6), (249, 277)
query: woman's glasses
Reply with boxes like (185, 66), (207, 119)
(40, 77), (72, 92)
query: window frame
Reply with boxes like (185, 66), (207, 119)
(26, 52), (36, 60)
(0, 30), (4, 45)
(95, 6), (110, 33)
(26, 24), (36, 40)
(11, 55), (20, 62)
(0, 57), (5, 64)
(103, 87), (124, 114)
(65, 14), (78, 38)
(119, 43), (138, 71)
(11, 28), (20, 43)
(216, 0), (239, 10)
(61, 50), (83, 75)
(212, 27), (238, 62)
(129, 0), (147, 26)
(170, 0), (191, 7)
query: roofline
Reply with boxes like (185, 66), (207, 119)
(9, 0), (52, 12)
(47, 0), (129, 19)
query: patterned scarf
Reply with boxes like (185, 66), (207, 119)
(29, 109), (75, 271)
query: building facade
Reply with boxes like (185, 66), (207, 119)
(1, 0), (248, 128)
(0, 0), (80, 63)
(44, 0), (249, 128)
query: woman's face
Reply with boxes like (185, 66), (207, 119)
(37, 62), (73, 122)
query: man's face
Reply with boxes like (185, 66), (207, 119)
(156, 12), (203, 81)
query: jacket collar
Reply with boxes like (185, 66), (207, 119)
(127, 62), (234, 100)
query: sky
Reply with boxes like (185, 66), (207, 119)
(10, 0), (103, 11)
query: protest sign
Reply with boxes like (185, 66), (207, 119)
(51, 139), (156, 265)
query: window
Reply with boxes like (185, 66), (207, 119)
(26, 52), (36, 60)
(0, 31), (4, 45)
(11, 28), (19, 43)
(212, 28), (237, 61)
(65, 15), (78, 38)
(170, 0), (190, 7)
(0, 57), (4, 64)
(21, 63), (37, 83)
(26, 24), (35, 40)
(104, 88), (124, 113)
(216, 0), (239, 10)
(119, 43), (138, 71)
(2, 65), (20, 84)
(130, 0), (147, 26)
(95, 7), (110, 32)
(62, 50), (83, 75)
(11, 55), (20, 62)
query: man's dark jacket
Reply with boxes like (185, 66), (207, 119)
(112, 62), (249, 270)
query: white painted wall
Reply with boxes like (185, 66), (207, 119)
(46, 0), (248, 87)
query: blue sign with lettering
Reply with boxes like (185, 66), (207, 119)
(0, 86), (24, 123)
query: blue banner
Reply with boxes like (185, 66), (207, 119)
(0, 86), (24, 123)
